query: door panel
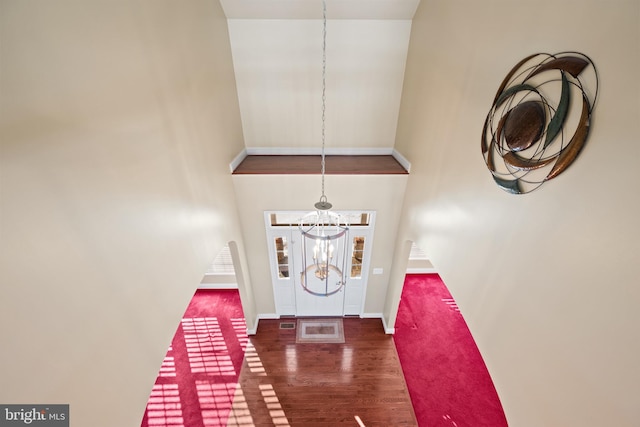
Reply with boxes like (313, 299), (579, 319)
(266, 211), (374, 317)
(291, 227), (346, 316)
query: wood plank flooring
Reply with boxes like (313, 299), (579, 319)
(228, 318), (417, 427)
(232, 155), (408, 175)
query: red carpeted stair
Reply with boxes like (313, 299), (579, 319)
(394, 274), (508, 426)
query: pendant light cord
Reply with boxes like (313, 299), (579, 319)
(319, 0), (327, 205)
(314, 0), (331, 211)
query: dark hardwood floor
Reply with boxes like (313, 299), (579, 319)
(228, 318), (417, 427)
(232, 155), (408, 175)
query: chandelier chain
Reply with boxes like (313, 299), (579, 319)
(320, 0), (327, 202)
(299, 0), (349, 298)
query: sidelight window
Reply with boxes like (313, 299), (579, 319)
(351, 236), (365, 278)
(274, 237), (289, 278)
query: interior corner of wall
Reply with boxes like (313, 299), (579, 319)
(392, 148), (411, 173)
(381, 314), (395, 334)
(229, 148), (248, 173)
(246, 316), (259, 335)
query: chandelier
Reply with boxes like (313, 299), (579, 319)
(298, 0), (349, 297)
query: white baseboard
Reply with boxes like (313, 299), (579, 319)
(197, 283), (238, 290)
(245, 147), (394, 156)
(229, 148), (248, 173)
(381, 317), (395, 335)
(360, 312), (394, 334)
(391, 148), (411, 173)
(248, 313), (394, 334)
(406, 267), (437, 274)
(361, 312), (383, 319)
(257, 313), (280, 320)
(247, 313), (281, 335)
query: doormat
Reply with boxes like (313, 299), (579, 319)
(296, 318), (344, 343)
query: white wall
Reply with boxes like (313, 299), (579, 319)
(0, 1), (246, 426)
(228, 19), (411, 149)
(232, 174), (408, 318)
(391, 0), (640, 425)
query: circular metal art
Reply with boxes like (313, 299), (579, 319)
(481, 52), (599, 194)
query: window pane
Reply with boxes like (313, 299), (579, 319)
(351, 236), (365, 278)
(270, 212), (369, 226)
(274, 237), (289, 278)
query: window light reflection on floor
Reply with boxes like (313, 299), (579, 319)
(158, 345), (176, 378)
(144, 305), (251, 427)
(441, 298), (460, 312)
(244, 342), (266, 376)
(231, 318), (249, 352)
(225, 386), (256, 427)
(285, 345), (297, 371)
(197, 381), (239, 426)
(259, 384), (290, 426)
(145, 384), (184, 427)
(182, 317), (236, 375)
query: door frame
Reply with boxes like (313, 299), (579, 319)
(264, 210), (375, 317)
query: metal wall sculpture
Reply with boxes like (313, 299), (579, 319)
(481, 52), (599, 194)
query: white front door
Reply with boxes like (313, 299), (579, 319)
(266, 211), (374, 317)
(291, 225), (346, 316)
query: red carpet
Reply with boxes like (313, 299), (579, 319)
(141, 289), (247, 427)
(394, 274), (508, 427)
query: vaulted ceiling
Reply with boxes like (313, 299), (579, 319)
(218, 0), (421, 152)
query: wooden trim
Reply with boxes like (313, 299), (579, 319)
(232, 154), (409, 175)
